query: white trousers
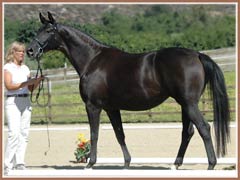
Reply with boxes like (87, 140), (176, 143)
(4, 96), (31, 169)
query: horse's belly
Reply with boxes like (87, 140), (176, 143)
(104, 95), (168, 111)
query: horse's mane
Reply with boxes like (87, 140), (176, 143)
(62, 24), (109, 50)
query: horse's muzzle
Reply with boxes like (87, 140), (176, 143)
(26, 48), (34, 57)
(26, 47), (43, 60)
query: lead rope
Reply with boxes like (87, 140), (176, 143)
(30, 59), (42, 103)
(30, 57), (51, 155)
(42, 78), (51, 156)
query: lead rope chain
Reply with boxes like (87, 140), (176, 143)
(42, 79), (51, 156)
(30, 57), (51, 155)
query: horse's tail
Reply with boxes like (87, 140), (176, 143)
(199, 53), (230, 157)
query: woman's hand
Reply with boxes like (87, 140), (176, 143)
(28, 76), (45, 91)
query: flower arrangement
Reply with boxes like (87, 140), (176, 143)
(74, 133), (91, 163)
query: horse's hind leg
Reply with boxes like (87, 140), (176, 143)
(106, 110), (131, 168)
(173, 109), (194, 169)
(182, 103), (217, 170)
(85, 102), (102, 169)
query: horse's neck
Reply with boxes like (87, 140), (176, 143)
(58, 25), (104, 75)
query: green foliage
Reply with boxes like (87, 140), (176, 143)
(84, 5), (235, 53)
(4, 5), (235, 69)
(16, 19), (40, 43)
(41, 51), (69, 69)
(4, 18), (20, 45)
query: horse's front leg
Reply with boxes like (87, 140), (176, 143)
(106, 110), (131, 169)
(85, 102), (102, 169)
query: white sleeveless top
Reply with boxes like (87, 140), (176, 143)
(4, 62), (30, 95)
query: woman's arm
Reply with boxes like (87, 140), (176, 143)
(4, 70), (43, 91)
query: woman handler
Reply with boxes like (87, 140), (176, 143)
(4, 41), (44, 174)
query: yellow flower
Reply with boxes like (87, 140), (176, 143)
(77, 133), (84, 140)
(77, 133), (87, 143)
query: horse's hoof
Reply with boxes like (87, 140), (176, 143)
(207, 165), (215, 170)
(85, 162), (94, 169)
(123, 162), (130, 169)
(171, 165), (179, 170)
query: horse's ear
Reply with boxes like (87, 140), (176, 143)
(39, 12), (48, 24)
(48, 11), (56, 24)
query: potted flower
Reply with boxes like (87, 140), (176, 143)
(74, 133), (91, 163)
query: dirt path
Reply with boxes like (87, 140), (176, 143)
(3, 123), (236, 171)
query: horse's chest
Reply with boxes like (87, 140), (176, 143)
(80, 73), (108, 105)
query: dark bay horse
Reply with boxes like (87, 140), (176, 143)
(27, 12), (230, 170)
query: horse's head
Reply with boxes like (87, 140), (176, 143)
(27, 12), (61, 59)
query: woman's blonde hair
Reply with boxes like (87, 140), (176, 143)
(5, 41), (25, 63)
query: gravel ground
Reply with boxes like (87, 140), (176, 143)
(3, 123), (237, 171)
